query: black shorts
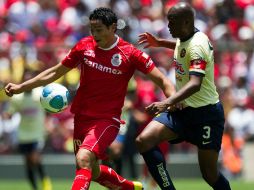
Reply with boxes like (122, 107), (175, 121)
(19, 141), (44, 154)
(154, 102), (225, 152)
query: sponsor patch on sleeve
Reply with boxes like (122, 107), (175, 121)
(189, 59), (207, 74)
(142, 52), (149, 59)
(146, 58), (153, 68)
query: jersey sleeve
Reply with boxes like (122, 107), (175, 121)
(61, 43), (82, 68)
(188, 46), (207, 76)
(130, 48), (155, 74)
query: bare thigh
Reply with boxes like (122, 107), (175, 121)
(136, 120), (178, 153)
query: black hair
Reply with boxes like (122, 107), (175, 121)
(89, 7), (118, 27)
(167, 2), (195, 21)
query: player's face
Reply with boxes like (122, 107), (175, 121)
(90, 19), (116, 48)
(167, 15), (185, 38)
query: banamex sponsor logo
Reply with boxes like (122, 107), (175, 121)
(84, 58), (122, 75)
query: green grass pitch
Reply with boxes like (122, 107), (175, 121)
(0, 179), (253, 190)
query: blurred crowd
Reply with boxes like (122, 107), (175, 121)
(1, 0), (254, 179)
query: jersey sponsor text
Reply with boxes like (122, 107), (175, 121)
(84, 57), (123, 75)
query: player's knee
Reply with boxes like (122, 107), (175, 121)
(135, 135), (149, 153)
(76, 149), (95, 169)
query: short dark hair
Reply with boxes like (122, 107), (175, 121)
(167, 2), (195, 21)
(89, 7), (118, 27)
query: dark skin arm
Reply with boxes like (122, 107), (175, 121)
(146, 75), (203, 115)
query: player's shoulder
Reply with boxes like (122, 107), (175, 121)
(79, 36), (94, 43)
(74, 36), (94, 50)
(192, 32), (209, 43)
(118, 37), (135, 50)
(187, 31), (211, 50)
(116, 37), (142, 59)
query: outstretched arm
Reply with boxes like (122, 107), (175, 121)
(138, 32), (176, 50)
(5, 63), (71, 96)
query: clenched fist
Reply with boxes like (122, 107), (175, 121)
(5, 83), (23, 97)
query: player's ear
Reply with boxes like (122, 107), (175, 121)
(184, 18), (189, 25)
(111, 23), (117, 32)
(185, 17), (193, 26)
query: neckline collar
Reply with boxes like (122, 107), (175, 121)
(98, 35), (119, 50)
(180, 28), (199, 42)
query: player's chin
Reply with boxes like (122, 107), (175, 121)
(170, 33), (177, 38)
(96, 41), (104, 47)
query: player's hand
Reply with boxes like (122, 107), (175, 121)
(138, 32), (159, 48)
(167, 102), (185, 112)
(145, 100), (169, 115)
(4, 83), (23, 97)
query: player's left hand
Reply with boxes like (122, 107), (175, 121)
(145, 100), (169, 115)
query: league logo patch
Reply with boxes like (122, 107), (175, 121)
(192, 59), (202, 68)
(190, 58), (207, 70)
(111, 54), (122, 67)
(84, 50), (95, 57)
(146, 59), (153, 68)
(180, 48), (186, 58)
(142, 52), (149, 59)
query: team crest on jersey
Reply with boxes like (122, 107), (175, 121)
(180, 48), (186, 58)
(111, 54), (122, 67)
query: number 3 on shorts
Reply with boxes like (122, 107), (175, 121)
(203, 126), (211, 139)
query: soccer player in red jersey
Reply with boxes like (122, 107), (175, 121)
(5, 7), (175, 190)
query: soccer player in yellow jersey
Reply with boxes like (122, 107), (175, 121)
(136, 2), (231, 190)
(6, 70), (52, 190)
